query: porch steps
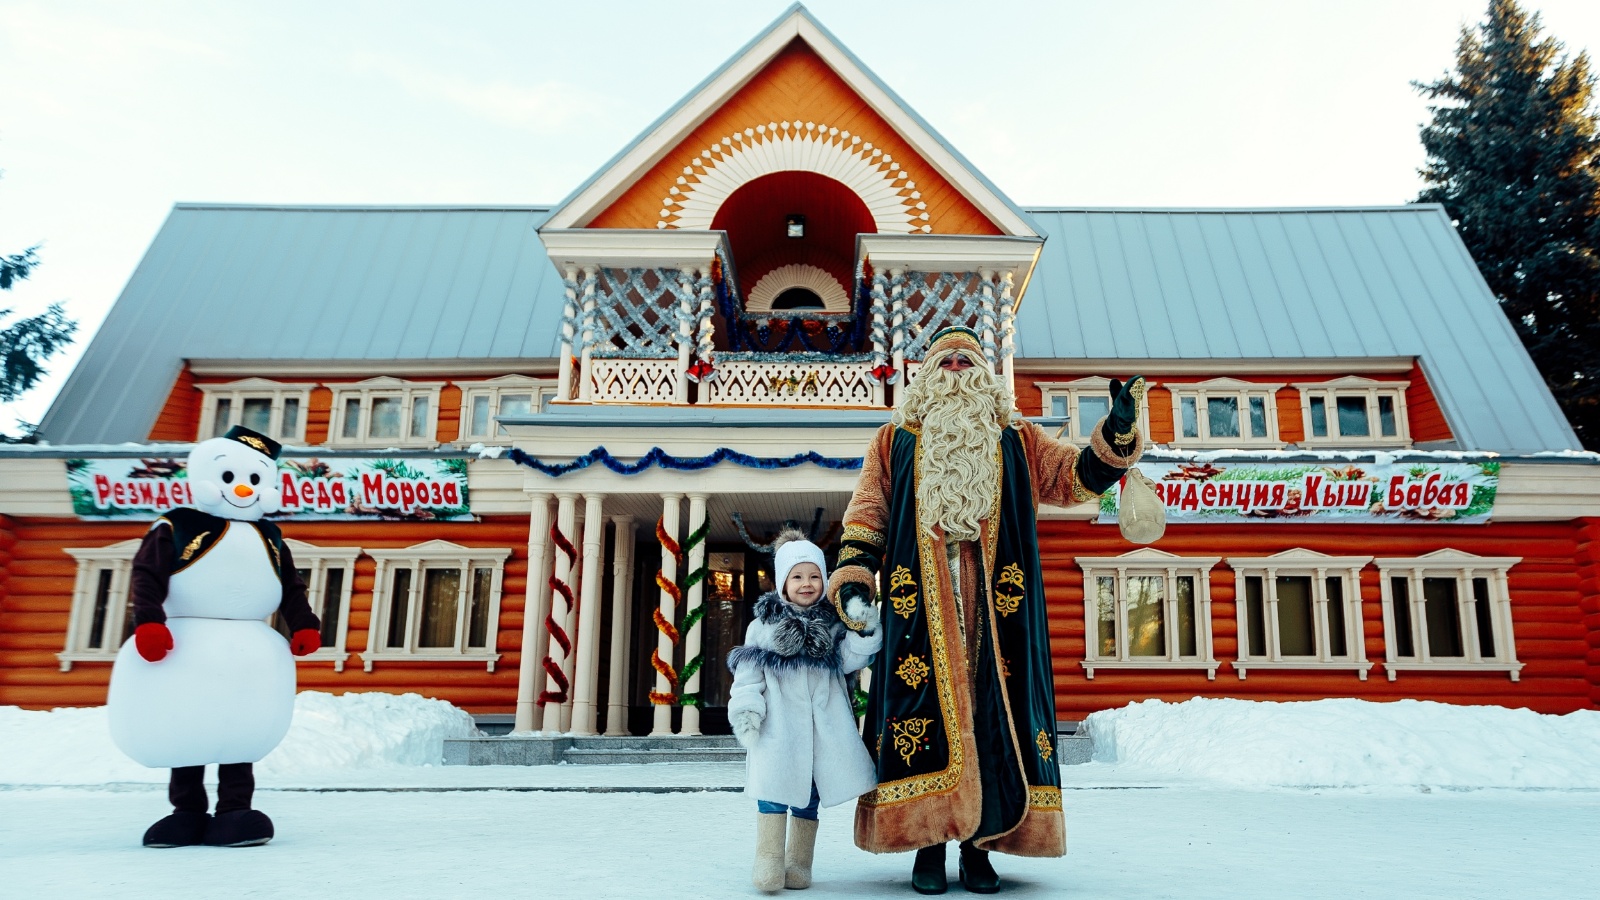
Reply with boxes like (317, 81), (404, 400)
(443, 733), (745, 767)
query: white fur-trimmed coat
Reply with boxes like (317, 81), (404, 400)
(727, 592), (881, 810)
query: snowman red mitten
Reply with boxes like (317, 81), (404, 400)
(289, 629), (321, 657)
(134, 622), (174, 662)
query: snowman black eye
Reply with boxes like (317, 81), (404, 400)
(249, 473), (261, 485)
(222, 471), (235, 484)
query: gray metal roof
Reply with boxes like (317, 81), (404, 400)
(37, 203), (1580, 453)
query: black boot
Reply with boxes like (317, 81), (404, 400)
(912, 843), (948, 895)
(142, 811), (210, 848)
(144, 766), (210, 848)
(203, 763), (273, 847)
(958, 842), (1000, 894)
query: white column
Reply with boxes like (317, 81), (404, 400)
(675, 269), (695, 404)
(605, 515), (636, 736)
(557, 266), (579, 403)
(889, 268), (907, 406)
(651, 493), (683, 736)
(578, 268), (598, 402)
(570, 493), (608, 735)
(559, 499), (585, 732)
(998, 271), (1017, 388)
(539, 492), (579, 733)
(679, 493), (709, 737)
(513, 492), (553, 734)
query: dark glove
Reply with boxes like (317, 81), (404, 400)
(134, 622), (173, 662)
(289, 629), (322, 657)
(1106, 375), (1147, 437)
(835, 581), (876, 634)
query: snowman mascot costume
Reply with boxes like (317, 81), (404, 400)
(108, 425), (321, 848)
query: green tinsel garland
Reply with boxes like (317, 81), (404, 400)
(677, 520), (712, 707)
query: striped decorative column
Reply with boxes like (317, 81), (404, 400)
(513, 492), (553, 734)
(678, 493), (710, 736)
(649, 493), (684, 736)
(538, 492), (579, 733)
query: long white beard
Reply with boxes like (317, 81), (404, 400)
(894, 362), (1013, 540)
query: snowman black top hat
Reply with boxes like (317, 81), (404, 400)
(221, 425), (282, 460)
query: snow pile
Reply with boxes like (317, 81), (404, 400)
(0, 691), (477, 785)
(1085, 697), (1600, 789)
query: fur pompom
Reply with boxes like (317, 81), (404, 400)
(770, 526), (810, 552)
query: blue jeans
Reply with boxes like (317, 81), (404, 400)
(757, 782), (820, 820)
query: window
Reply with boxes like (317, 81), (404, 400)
(1374, 550), (1523, 681)
(455, 375), (558, 443)
(363, 540), (511, 670)
(1225, 549), (1373, 679)
(328, 377), (444, 448)
(1075, 549), (1220, 679)
(268, 540), (361, 671)
(1167, 378), (1282, 447)
(197, 379), (315, 442)
(59, 540), (142, 670)
(1295, 377), (1411, 447)
(1037, 378), (1152, 443)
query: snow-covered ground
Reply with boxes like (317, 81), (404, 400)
(3, 693), (1597, 897)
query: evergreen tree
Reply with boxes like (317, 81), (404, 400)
(1416, 0), (1600, 449)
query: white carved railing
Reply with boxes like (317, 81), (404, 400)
(589, 358), (681, 404)
(704, 359), (881, 407)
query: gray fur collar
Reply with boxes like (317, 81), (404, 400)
(725, 591), (842, 674)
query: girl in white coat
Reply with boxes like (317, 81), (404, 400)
(727, 530), (881, 892)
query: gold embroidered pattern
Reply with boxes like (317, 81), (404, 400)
(895, 654), (931, 690)
(1036, 728), (1054, 762)
(891, 717), (935, 765)
(179, 531), (210, 562)
(236, 435), (270, 453)
(1029, 786), (1063, 811)
(860, 427), (966, 809)
(1000, 656), (1012, 679)
(839, 545), (873, 565)
(1070, 478), (1102, 504)
(995, 562), (1024, 617)
(888, 565), (918, 618)
(843, 523), (886, 548)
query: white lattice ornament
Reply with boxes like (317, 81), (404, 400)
(705, 359), (879, 407)
(589, 359), (682, 404)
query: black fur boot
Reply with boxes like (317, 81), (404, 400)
(204, 810), (274, 847)
(912, 842), (948, 895)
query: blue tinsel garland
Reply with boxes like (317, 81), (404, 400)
(506, 446), (863, 477)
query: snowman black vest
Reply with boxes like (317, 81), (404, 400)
(158, 507), (292, 582)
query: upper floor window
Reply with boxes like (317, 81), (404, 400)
(1294, 377), (1410, 447)
(1168, 378), (1282, 448)
(1374, 549), (1523, 681)
(363, 540), (512, 671)
(59, 539), (141, 671)
(328, 377), (444, 448)
(1226, 549), (1373, 679)
(268, 540), (362, 672)
(198, 378), (315, 443)
(455, 375), (557, 444)
(1075, 549), (1220, 679)
(1037, 378), (1151, 442)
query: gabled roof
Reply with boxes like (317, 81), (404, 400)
(34, 203), (1581, 454)
(538, 3), (1039, 237)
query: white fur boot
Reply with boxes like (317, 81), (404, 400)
(753, 812), (787, 892)
(785, 815), (818, 889)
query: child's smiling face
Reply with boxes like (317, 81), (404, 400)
(784, 562), (824, 607)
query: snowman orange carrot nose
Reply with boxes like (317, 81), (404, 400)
(233, 484), (254, 498)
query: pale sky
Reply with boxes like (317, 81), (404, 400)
(4, 0), (1600, 435)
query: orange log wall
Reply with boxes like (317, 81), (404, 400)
(1039, 519), (1597, 719)
(0, 516), (532, 714)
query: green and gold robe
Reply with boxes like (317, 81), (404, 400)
(829, 419), (1140, 857)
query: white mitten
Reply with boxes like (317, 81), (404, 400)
(731, 708), (764, 749)
(845, 593), (881, 636)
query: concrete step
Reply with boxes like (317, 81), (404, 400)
(562, 747), (747, 765)
(566, 735), (742, 752)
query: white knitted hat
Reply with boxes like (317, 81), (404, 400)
(772, 528), (828, 602)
